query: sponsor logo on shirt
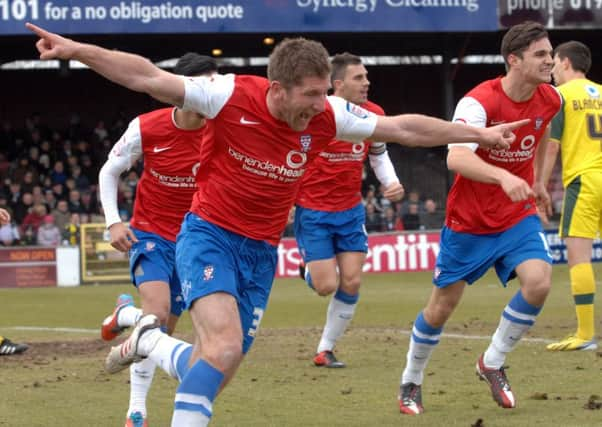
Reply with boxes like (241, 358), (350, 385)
(149, 168), (197, 189)
(228, 146), (307, 183)
(488, 134), (537, 163)
(585, 84), (600, 99)
(240, 116), (261, 125)
(153, 146), (172, 153)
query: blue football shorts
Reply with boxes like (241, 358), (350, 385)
(294, 202), (368, 263)
(433, 215), (552, 288)
(176, 212), (278, 354)
(128, 227), (185, 317)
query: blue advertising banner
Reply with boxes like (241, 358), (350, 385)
(0, 0), (497, 35)
(545, 229), (602, 264)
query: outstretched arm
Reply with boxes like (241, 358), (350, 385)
(372, 114), (529, 151)
(26, 23), (185, 107)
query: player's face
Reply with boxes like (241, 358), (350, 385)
(552, 55), (567, 86)
(335, 64), (369, 105)
(282, 76), (330, 131)
(513, 37), (554, 84)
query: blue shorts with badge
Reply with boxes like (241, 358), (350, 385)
(176, 212), (278, 354)
(433, 215), (552, 288)
(128, 227), (184, 317)
(294, 202), (368, 263)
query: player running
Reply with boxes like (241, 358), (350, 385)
(398, 21), (561, 415)
(98, 53), (218, 427)
(295, 52), (404, 368)
(27, 22), (528, 426)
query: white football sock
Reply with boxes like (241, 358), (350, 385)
(118, 305), (143, 328)
(127, 357), (156, 418)
(484, 315), (531, 369)
(317, 296), (357, 353)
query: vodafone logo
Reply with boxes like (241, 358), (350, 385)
(519, 135), (536, 150)
(286, 150), (307, 169)
(352, 142), (365, 154)
(192, 162), (200, 176)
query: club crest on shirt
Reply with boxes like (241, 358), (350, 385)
(585, 84), (600, 99)
(300, 135), (312, 153)
(203, 265), (215, 281)
(534, 117), (544, 130)
(145, 242), (156, 252)
(346, 102), (369, 119)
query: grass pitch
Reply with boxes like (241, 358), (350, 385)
(1, 266), (601, 426)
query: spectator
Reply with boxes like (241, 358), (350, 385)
(31, 186), (45, 206)
(37, 215), (61, 246)
(68, 189), (83, 213)
(402, 202), (421, 230)
(52, 199), (71, 230)
(8, 181), (21, 206)
(419, 198), (445, 230)
(400, 189), (422, 215)
(363, 185), (382, 213)
(93, 120), (108, 142)
(119, 188), (135, 220)
(21, 171), (38, 194)
(51, 182), (65, 200)
(21, 203), (47, 235)
(43, 189), (57, 211)
(0, 219), (20, 246)
(13, 192), (34, 225)
(80, 191), (97, 215)
(365, 203), (382, 233)
(381, 206), (404, 232)
(64, 212), (81, 245)
(50, 160), (67, 185)
(13, 157), (36, 185)
(71, 165), (90, 191)
(80, 154), (97, 184)
(124, 170), (139, 194)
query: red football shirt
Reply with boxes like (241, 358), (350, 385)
(182, 74), (379, 245)
(296, 101), (385, 211)
(446, 77), (561, 233)
(109, 108), (203, 242)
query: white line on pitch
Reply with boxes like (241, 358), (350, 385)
(3, 325), (555, 343)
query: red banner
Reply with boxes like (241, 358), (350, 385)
(0, 247), (57, 288)
(276, 231), (440, 278)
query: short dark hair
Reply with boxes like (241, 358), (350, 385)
(267, 38), (331, 89)
(173, 53), (218, 77)
(554, 41), (591, 74)
(501, 21), (548, 67)
(330, 52), (363, 86)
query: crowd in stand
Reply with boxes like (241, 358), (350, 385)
(1, 114), (563, 246)
(0, 113), (139, 247)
